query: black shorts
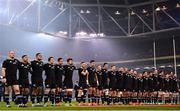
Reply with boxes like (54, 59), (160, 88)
(89, 81), (97, 87)
(32, 79), (43, 87)
(117, 84), (124, 91)
(45, 82), (56, 89)
(79, 82), (88, 89)
(64, 81), (73, 89)
(6, 79), (19, 86)
(109, 84), (116, 91)
(56, 81), (63, 88)
(19, 80), (29, 88)
(31, 76), (43, 87)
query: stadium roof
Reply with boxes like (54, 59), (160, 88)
(0, 0), (179, 39)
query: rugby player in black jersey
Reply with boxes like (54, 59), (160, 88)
(2, 51), (22, 107)
(96, 64), (103, 105)
(63, 58), (76, 106)
(77, 62), (88, 105)
(43, 57), (56, 106)
(87, 60), (98, 105)
(18, 55), (31, 106)
(30, 53), (44, 106)
(55, 58), (64, 105)
(101, 63), (109, 104)
(108, 65), (117, 105)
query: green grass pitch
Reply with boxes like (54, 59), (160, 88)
(0, 102), (180, 110)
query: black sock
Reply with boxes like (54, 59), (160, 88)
(91, 95), (95, 103)
(105, 95), (108, 102)
(83, 90), (87, 103)
(97, 96), (100, 104)
(107, 96), (111, 105)
(37, 95), (42, 103)
(80, 96), (83, 103)
(88, 94), (91, 103)
(4, 94), (10, 105)
(112, 97), (116, 104)
(14, 94), (23, 105)
(68, 95), (72, 103)
(94, 96), (97, 103)
(31, 95), (36, 104)
(64, 95), (67, 103)
(44, 94), (49, 104)
(82, 95), (86, 103)
(101, 96), (105, 104)
(50, 94), (55, 104)
(77, 97), (81, 103)
(23, 94), (29, 104)
(55, 95), (60, 103)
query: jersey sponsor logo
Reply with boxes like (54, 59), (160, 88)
(57, 66), (64, 70)
(9, 60), (17, 64)
(68, 66), (75, 71)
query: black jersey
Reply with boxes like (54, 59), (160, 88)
(2, 59), (19, 80)
(164, 78), (170, 91)
(87, 66), (97, 86)
(148, 76), (153, 92)
(133, 76), (139, 91)
(172, 77), (178, 92)
(152, 75), (158, 91)
(78, 68), (88, 89)
(126, 74), (133, 91)
(137, 78), (143, 91)
(143, 76), (149, 91)
(63, 64), (76, 88)
(44, 63), (56, 83)
(158, 75), (164, 91)
(55, 64), (64, 87)
(96, 70), (103, 87)
(102, 69), (109, 89)
(78, 68), (87, 83)
(116, 71), (124, 91)
(31, 60), (44, 81)
(123, 73), (128, 90)
(108, 71), (117, 90)
(18, 62), (31, 83)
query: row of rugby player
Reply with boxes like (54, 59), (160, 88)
(1, 51), (179, 107)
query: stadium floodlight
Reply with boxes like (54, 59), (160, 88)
(76, 31), (88, 36)
(59, 31), (68, 35)
(155, 7), (161, 11)
(97, 33), (105, 37)
(131, 11), (135, 15)
(142, 9), (147, 14)
(115, 11), (121, 15)
(162, 6), (167, 10)
(86, 10), (91, 14)
(89, 33), (97, 37)
(80, 10), (84, 14)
